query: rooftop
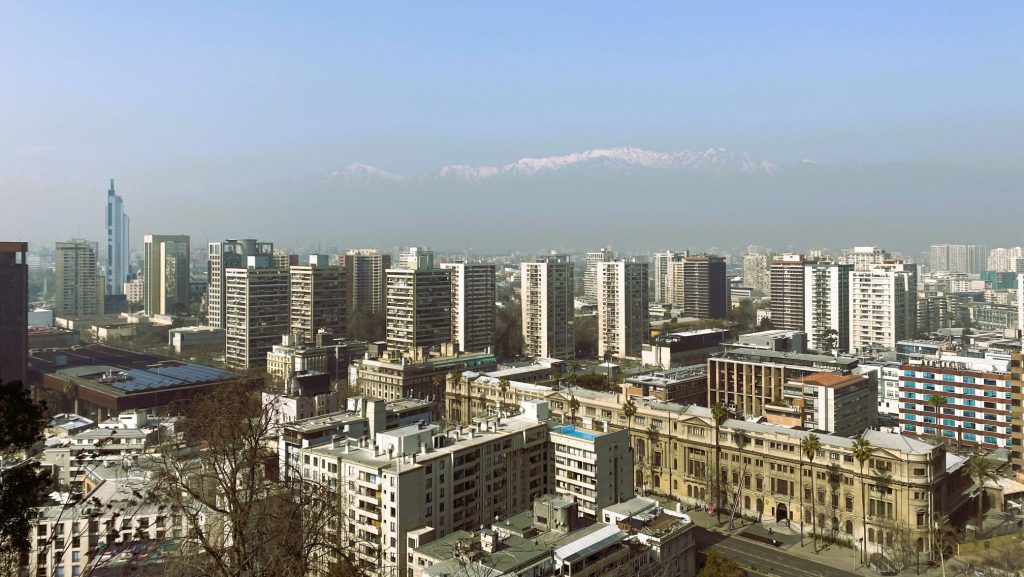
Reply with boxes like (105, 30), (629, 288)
(714, 347), (859, 367)
(795, 372), (867, 389)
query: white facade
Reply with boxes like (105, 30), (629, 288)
(742, 252), (771, 294)
(597, 260), (649, 359)
(521, 254), (575, 359)
(849, 263), (917, 352)
(653, 250), (684, 303)
(441, 262), (496, 353)
(584, 248), (615, 302)
(770, 253), (807, 332)
(860, 361), (902, 416)
(804, 261), (852, 352)
(930, 244), (987, 274)
(550, 424), (634, 519)
(839, 246), (892, 271)
(987, 247), (1024, 272)
(290, 256), (347, 342)
(208, 239), (274, 329)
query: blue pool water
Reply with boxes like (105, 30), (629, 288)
(554, 425), (598, 440)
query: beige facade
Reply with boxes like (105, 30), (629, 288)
(850, 262), (917, 352)
(290, 255), (347, 342)
(550, 424), (633, 518)
(597, 260), (649, 359)
(350, 349), (496, 403)
(55, 240), (105, 317)
(385, 267), (452, 354)
(224, 262), (290, 369)
(142, 234), (190, 315)
(207, 239), (274, 328)
(770, 253), (808, 332)
(521, 254), (575, 359)
(342, 249), (391, 316)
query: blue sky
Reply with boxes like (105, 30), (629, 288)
(0, 2), (1021, 249)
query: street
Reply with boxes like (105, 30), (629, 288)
(696, 526), (861, 577)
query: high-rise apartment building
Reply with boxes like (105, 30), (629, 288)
(653, 250), (685, 303)
(849, 262), (917, 352)
(397, 246), (435, 270)
(143, 234), (190, 316)
(673, 255), (727, 319)
(272, 250), (298, 268)
(597, 260), (649, 359)
(521, 253), (575, 359)
(584, 248), (615, 302)
(208, 239), (274, 328)
(804, 261), (852, 352)
(769, 253), (808, 331)
(0, 242), (28, 385)
(742, 251), (772, 294)
(104, 179), (129, 295)
(224, 256), (290, 369)
(440, 261), (495, 353)
(385, 257), (451, 355)
(839, 246), (892, 271)
(930, 244), (987, 274)
(342, 249), (391, 316)
(987, 247), (1024, 273)
(55, 240), (105, 317)
(290, 254), (346, 343)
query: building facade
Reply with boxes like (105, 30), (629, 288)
(770, 253), (809, 332)
(584, 248), (615, 302)
(742, 251), (772, 295)
(899, 354), (1014, 451)
(930, 244), (987, 274)
(143, 234), (190, 316)
(653, 250), (685, 304)
(385, 266), (452, 355)
(207, 239), (274, 328)
(597, 260), (649, 359)
(521, 254), (575, 359)
(804, 261), (852, 353)
(55, 240), (105, 317)
(104, 179), (129, 296)
(849, 262), (917, 352)
(0, 242), (27, 385)
(290, 255), (347, 342)
(678, 255), (727, 319)
(342, 249), (391, 317)
(224, 257), (290, 369)
(441, 262), (496, 354)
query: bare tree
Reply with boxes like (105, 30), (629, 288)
(147, 382), (359, 577)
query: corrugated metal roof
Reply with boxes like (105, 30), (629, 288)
(553, 524), (624, 564)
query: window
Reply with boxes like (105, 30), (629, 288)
(942, 374), (955, 382)
(963, 388), (976, 396)
(943, 385), (955, 393)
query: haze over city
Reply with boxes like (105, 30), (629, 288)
(2, 2), (1022, 252)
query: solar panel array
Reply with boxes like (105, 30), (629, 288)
(108, 364), (238, 393)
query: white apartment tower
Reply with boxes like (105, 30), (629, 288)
(584, 248), (615, 302)
(839, 246), (892, 271)
(224, 255), (290, 369)
(653, 250), (685, 303)
(930, 244), (987, 274)
(804, 261), (852, 353)
(441, 262), (496, 353)
(385, 254), (452, 355)
(521, 253), (575, 359)
(342, 249), (391, 316)
(104, 179), (129, 295)
(770, 253), (808, 331)
(597, 260), (649, 359)
(290, 254), (347, 343)
(55, 240), (105, 317)
(143, 234), (190, 315)
(208, 239), (274, 328)
(849, 262), (917, 352)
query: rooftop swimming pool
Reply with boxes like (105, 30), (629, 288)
(553, 425), (599, 440)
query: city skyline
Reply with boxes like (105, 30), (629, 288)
(1, 2), (1022, 251)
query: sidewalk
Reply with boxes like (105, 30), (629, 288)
(655, 497), (954, 577)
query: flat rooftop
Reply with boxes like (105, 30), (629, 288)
(59, 363), (238, 394)
(795, 372), (867, 389)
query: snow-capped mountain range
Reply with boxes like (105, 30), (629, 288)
(330, 146), (779, 184)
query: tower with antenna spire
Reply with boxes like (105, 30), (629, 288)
(105, 179), (130, 295)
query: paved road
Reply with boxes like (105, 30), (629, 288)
(696, 527), (861, 577)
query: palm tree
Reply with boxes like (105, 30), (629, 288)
(851, 436), (874, 565)
(711, 403), (728, 522)
(497, 377), (511, 416)
(568, 395), (581, 426)
(801, 434), (822, 551)
(965, 453), (999, 537)
(927, 394), (949, 444)
(622, 399), (638, 432)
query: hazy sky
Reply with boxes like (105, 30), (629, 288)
(1, 2), (1021, 251)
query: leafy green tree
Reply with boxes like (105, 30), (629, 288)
(494, 304), (523, 359)
(567, 396), (580, 425)
(0, 380), (52, 569)
(817, 328), (839, 353)
(698, 550), (746, 577)
(801, 434), (822, 550)
(347, 306), (386, 341)
(574, 315), (598, 358)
